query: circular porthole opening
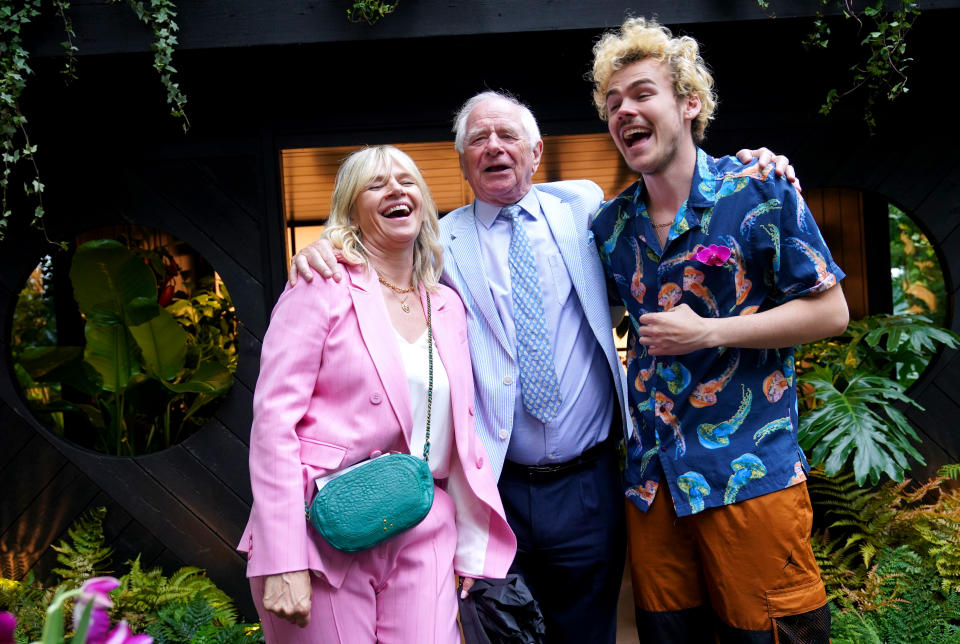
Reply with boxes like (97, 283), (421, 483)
(10, 225), (238, 456)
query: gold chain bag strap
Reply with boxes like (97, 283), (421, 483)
(306, 291), (435, 552)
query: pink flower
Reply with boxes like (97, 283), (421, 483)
(0, 611), (16, 644)
(694, 244), (732, 266)
(74, 577), (120, 643)
(104, 620), (153, 644)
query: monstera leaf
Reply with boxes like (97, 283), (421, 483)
(799, 366), (925, 485)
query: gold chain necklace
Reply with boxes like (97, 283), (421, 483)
(651, 220), (673, 230)
(378, 274), (415, 314)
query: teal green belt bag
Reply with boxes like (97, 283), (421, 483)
(306, 291), (437, 553)
(307, 453), (434, 552)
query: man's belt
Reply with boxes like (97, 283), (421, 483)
(503, 433), (618, 482)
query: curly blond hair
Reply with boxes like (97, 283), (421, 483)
(591, 17), (716, 143)
(322, 146), (444, 289)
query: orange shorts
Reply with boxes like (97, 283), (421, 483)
(626, 481), (828, 641)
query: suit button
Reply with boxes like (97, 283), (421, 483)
(468, 405), (475, 416)
(503, 376), (514, 386)
(370, 392), (382, 404)
(499, 429), (508, 440)
(476, 456), (484, 469)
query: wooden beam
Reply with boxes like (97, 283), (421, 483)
(28, 1), (960, 57)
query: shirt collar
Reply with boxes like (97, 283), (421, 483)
(474, 189), (543, 229)
(618, 147), (719, 231)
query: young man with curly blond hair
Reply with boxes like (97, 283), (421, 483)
(589, 17), (849, 643)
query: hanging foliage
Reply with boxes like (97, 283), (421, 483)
(757, 1), (921, 132)
(0, 0), (188, 244)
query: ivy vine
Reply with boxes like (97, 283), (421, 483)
(758, 0), (920, 132)
(0, 0), (188, 245)
(347, 0), (397, 25)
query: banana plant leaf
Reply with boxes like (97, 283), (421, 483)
(129, 306), (188, 382)
(84, 322), (140, 393)
(69, 239), (158, 323)
(17, 346), (83, 379)
(162, 361), (233, 394)
(799, 366), (925, 485)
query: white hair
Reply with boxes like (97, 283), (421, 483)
(452, 91), (542, 153)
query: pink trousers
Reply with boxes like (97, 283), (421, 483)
(251, 487), (460, 644)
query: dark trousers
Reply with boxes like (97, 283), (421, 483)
(498, 449), (626, 644)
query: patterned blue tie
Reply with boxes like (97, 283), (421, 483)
(503, 204), (563, 423)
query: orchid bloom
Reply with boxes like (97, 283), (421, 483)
(694, 244), (732, 266)
(74, 576), (120, 643)
(103, 620), (152, 644)
(0, 611), (16, 644)
(71, 577), (152, 644)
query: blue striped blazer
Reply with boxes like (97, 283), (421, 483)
(439, 180), (631, 479)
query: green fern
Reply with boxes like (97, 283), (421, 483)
(937, 463), (960, 480)
(0, 574), (51, 642)
(112, 558), (237, 631)
(145, 595), (263, 644)
(50, 507), (114, 585)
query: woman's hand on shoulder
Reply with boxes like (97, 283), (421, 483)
(262, 571), (312, 627)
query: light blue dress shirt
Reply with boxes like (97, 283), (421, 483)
(473, 190), (614, 465)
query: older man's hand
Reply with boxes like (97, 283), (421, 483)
(262, 571), (312, 628)
(735, 147), (801, 192)
(289, 239), (342, 285)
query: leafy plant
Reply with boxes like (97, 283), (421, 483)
(12, 239), (236, 456)
(0, 507), (259, 643)
(50, 507), (114, 586)
(890, 205), (946, 328)
(145, 597), (263, 644)
(0, 1), (188, 243)
(796, 314), (959, 484)
(112, 0), (188, 131)
(807, 468), (960, 641)
(756, 1), (921, 132)
(347, 0), (397, 24)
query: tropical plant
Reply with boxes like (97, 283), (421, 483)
(890, 205), (946, 328)
(12, 239), (236, 456)
(796, 313), (959, 485)
(0, 508), (260, 643)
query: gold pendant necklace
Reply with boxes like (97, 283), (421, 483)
(378, 274), (415, 314)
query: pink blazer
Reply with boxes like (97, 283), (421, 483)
(238, 263), (516, 588)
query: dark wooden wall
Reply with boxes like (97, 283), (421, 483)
(2, 6), (959, 620)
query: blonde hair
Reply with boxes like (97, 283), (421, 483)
(591, 17), (716, 143)
(322, 146), (444, 289)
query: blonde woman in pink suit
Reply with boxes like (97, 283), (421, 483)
(237, 145), (517, 643)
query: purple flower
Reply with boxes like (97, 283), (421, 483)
(694, 244), (732, 266)
(0, 611), (16, 644)
(74, 577), (120, 644)
(103, 620), (153, 644)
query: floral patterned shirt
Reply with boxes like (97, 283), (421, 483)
(591, 149), (845, 516)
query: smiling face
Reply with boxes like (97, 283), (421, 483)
(352, 156), (424, 256)
(458, 97), (543, 207)
(605, 58), (700, 176)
